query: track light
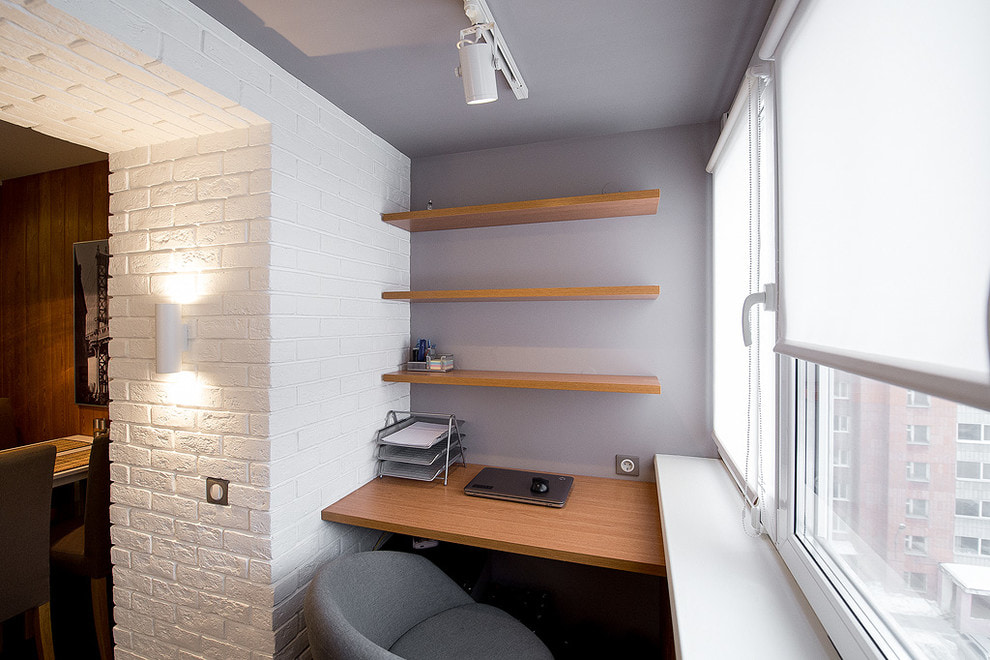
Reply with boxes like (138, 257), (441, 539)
(455, 0), (528, 106)
(457, 27), (498, 104)
(156, 303), (189, 374)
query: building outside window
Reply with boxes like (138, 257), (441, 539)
(906, 461), (931, 483)
(959, 423), (987, 442)
(905, 498), (929, 519)
(904, 571), (928, 594)
(957, 461), (982, 480)
(957, 499), (980, 517)
(907, 425), (930, 445)
(904, 535), (928, 555)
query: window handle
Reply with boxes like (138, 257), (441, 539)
(742, 283), (777, 347)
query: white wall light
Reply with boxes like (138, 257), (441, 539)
(156, 303), (189, 374)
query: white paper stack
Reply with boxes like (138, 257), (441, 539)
(381, 421), (451, 448)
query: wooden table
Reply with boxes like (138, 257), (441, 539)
(321, 464), (665, 576)
(40, 435), (93, 487)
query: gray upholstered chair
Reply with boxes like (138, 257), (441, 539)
(0, 443), (56, 660)
(50, 430), (113, 660)
(305, 550), (554, 660)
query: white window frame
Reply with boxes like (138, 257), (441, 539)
(905, 498), (928, 519)
(957, 498), (980, 517)
(905, 461), (930, 483)
(776, 360), (905, 660)
(735, 2), (990, 658)
(958, 422), (985, 442)
(905, 424), (929, 445)
(903, 571), (927, 594)
(956, 535), (979, 555)
(903, 535), (927, 556)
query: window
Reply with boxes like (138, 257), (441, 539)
(957, 461), (981, 480)
(794, 366), (990, 657)
(834, 380), (850, 399)
(973, 596), (990, 620)
(903, 572), (927, 594)
(959, 423), (984, 442)
(905, 461), (929, 483)
(905, 498), (928, 519)
(906, 425), (929, 445)
(833, 447), (850, 467)
(957, 536), (980, 554)
(832, 480), (850, 501)
(957, 499), (980, 517)
(714, 1), (989, 658)
(710, 59), (777, 533)
(903, 535), (927, 555)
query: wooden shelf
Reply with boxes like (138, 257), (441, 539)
(382, 369), (661, 395)
(382, 189), (660, 232)
(382, 285), (660, 303)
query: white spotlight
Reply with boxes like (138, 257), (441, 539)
(457, 32), (497, 105)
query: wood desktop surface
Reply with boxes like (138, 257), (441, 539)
(321, 464), (665, 576)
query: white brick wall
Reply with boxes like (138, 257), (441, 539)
(1, 0), (411, 657)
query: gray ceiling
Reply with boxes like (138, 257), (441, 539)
(188, 0), (775, 158)
(0, 0), (774, 180)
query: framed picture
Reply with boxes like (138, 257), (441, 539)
(73, 239), (110, 406)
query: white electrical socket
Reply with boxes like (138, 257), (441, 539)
(615, 454), (640, 476)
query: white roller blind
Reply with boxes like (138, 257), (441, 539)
(712, 101), (752, 487)
(712, 72), (776, 505)
(775, 0), (990, 410)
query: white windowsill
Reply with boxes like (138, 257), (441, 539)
(654, 454), (839, 659)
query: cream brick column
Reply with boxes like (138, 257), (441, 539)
(2, 0), (411, 658)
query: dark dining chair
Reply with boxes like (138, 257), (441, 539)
(50, 430), (112, 660)
(0, 397), (18, 450)
(0, 443), (57, 660)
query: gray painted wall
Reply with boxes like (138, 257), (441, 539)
(406, 123), (717, 480)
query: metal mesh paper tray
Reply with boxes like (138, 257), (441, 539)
(378, 449), (464, 481)
(376, 436), (465, 466)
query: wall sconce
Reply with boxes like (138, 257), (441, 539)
(156, 303), (189, 374)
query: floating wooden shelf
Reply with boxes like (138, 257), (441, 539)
(382, 369), (661, 395)
(382, 189), (660, 232)
(382, 285), (660, 303)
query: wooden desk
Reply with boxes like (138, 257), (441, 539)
(40, 435), (92, 487)
(321, 464), (665, 576)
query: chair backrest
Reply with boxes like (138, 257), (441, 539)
(82, 431), (112, 577)
(0, 443), (56, 621)
(0, 397), (18, 450)
(305, 551), (474, 659)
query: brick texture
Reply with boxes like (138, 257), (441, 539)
(1, 0), (410, 658)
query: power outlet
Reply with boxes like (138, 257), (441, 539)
(206, 477), (229, 505)
(615, 454), (640, 477)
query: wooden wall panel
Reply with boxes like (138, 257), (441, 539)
(0, 161), (110, 445)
